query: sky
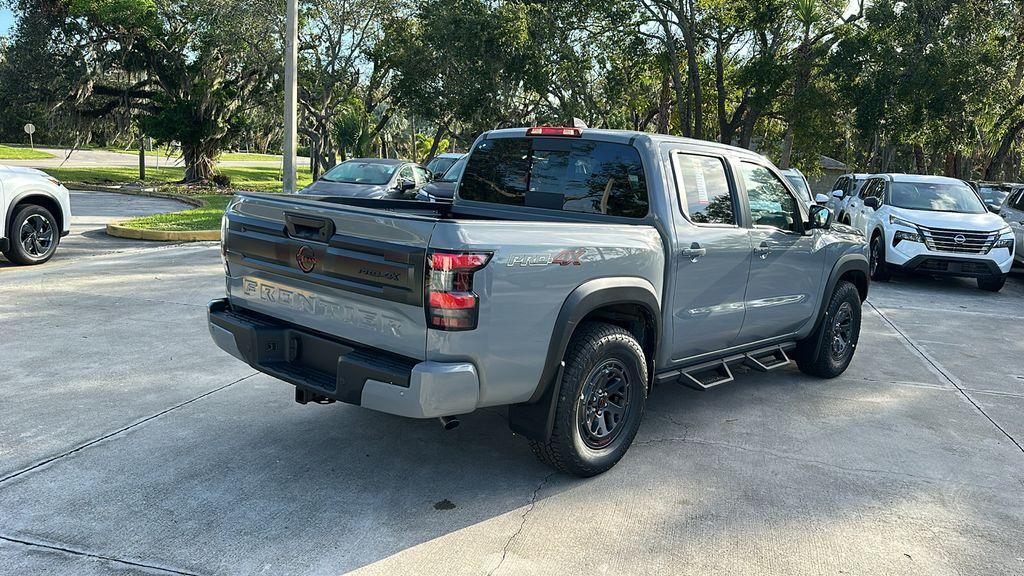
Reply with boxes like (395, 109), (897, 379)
(0, 8), (14, 37)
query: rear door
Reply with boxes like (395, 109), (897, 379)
(668, 151), (751, 360)
(223, 194), (435, 360)
(737, 161), (825, 343)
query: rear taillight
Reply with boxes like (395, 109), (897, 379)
(426, 250), (491, 331)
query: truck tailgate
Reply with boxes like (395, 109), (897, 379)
(223, 193), (436, 360)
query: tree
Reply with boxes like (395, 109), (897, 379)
(17, 0), (281, 182)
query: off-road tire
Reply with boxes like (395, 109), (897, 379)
(977, 274), (1006, 292)
(869, 233), (891, 282)
(796, 280), (862, 378)
(529, 322), (648, 477)
(4, 204), (60, 265)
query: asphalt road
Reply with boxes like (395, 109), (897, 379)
(4, 148), (307, 169)
(1, 208), (1022, 575)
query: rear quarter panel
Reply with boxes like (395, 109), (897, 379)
(428, 220), (664, 406)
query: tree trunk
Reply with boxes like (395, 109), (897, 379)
(985, 116), (1024, 180)
(657, 72), (671, 134)
(779, 127), (795, 169)
(683, 3), (703, 140)
(913, 143), (927, 174)
(181, 140), (217, 183)
(425, 122), (447, 162)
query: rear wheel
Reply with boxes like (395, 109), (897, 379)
(529, 322), (647, 477)
(977, 274), (1006, 292)
(869, 233), (891, 282)
(3, 204), (60, 265)
(796, 280), (862, 378)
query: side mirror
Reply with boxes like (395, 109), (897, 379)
(398, 179), (416, 192)
(808, 205), (833, 230)
(831, 189), (844, 198)
(863, 196), (880, 210)
(814, 193), (830, 205)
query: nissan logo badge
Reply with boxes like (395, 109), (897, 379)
(296, 245), (317, 273)
(954, 234), (966, 244)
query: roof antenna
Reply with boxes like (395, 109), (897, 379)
(571, 117), (588, 129)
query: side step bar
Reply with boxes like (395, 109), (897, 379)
(673, 343), (795, 391)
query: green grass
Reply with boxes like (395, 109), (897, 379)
(0, 144), (55, 160)
(41, 165), (314, 231)
(119, 195), (233, 231)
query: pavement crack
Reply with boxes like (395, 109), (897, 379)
(0, 373), (258, 485)
(487, 472), (556, 576)
(867, 301), (1024, 455)
(0, 534), (201, 575)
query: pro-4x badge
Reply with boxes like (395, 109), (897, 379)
(506, 248), (586, 267)
(296, 245), (317, 273)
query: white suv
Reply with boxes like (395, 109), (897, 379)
(1, 166), (72, 265)
(851, 174), (1014, 291)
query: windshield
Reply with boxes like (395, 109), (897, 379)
(889, 181), (987, 214)
(783, 174), (812, 203)
(438, 156), (467, 182)
(426, 156), (459, 176)
(976, 185), (1012, 207)
(321, 161), (396, 185)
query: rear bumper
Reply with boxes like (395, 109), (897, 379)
(895, 255), (1005, 278)
(207, 299), (479, 418)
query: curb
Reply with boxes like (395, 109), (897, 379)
(72, 183), (221, 242)
(105, 224), (220, 242)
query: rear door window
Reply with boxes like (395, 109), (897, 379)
(674, 153), (736, 225)
(460, 137), (649, 218)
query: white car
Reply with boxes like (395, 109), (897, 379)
(827, 173), (870, 223)
(998, 186), (1024, 266)
(1, 166), (72, 265)
(851, 174), (1014, 291)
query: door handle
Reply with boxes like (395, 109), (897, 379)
(680, 242), (707, 262)
(754, 241), (771, 259)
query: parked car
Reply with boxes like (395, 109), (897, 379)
(416, 154), (468, 202)
(780, 168), (819, 208)
(208, 126), (868, 477)
(972, 181), (1021, 212)
(424, 153), (465, 178)
(997, 186), (1024, 266)
(1, 166), (71, 265)
(299, 158), (431, 199)
(850, 174), (1014, 291)
(827, 173), (869, 223)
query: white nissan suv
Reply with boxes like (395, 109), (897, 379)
(850, 174), (1014, 291)
(1, 166), (72, 265)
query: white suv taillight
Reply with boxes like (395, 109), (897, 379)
(426, 250), (491, 331)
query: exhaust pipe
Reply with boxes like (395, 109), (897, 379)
(438, 415), (460, 431)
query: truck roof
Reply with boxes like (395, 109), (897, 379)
(482, 127), (771, 163)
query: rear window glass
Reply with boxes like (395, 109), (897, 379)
(459, 137), (649, 218)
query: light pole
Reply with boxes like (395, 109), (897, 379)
(282, 0), (298, 194)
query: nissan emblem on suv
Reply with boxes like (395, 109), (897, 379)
(296, 245), (317, 273)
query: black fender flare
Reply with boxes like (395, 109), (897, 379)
(803, 253), (869, 360)
(508, 277), (660, 442)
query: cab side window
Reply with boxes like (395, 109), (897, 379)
(740, 163), (801, 233)
(675, 153), (736, 225)
(413, 166), (430, 186)
(1011, 190), (1024, 211)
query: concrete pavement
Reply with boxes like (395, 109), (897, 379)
(0, 228), (1022, 575)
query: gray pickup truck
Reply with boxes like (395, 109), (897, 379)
(208, 127), (869, 476)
